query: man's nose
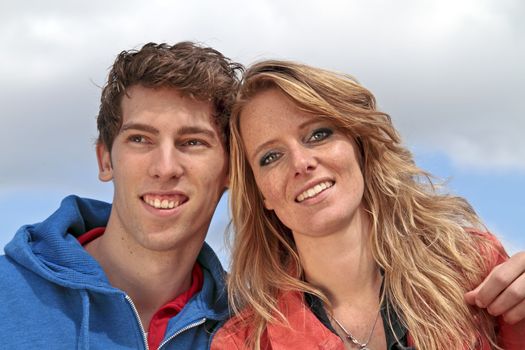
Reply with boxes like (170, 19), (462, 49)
(148, 143), (184, 180)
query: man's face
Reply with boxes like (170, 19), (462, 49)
(96, 85), (228, 252)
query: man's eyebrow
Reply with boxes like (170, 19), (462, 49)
(120, 123), (159, 135)
(120, 123), (218, 139)
(178, 126), (217, 138)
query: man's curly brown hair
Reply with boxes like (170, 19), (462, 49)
(97, 41), (243, 152)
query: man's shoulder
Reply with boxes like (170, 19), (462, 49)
(0, 253), (47, 291)
(0, 253), (65, 328)
(0, 252), (142, 349)
(0, 253), (24, 278)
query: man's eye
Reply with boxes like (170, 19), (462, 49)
(308, 128), (333, 142)
(183, 139), (206, 147)
(260, 152), (282, 166)
(128, 135), (147, 143)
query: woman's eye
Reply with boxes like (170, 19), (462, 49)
(308, 128), (333, 143)
(260, 152), (282, 166)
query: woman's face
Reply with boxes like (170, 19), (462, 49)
(239, 88), (366, 239)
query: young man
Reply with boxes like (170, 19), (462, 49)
(0, 42), (523, 349)
(0, 42), (242, 349)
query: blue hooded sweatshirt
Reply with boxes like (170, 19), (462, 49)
(0, 195), (229, 349)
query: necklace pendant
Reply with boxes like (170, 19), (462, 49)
(360, 347), (370, 350)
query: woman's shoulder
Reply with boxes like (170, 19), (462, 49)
(211, 302), (271, 350)
(212, 316), (253, 350)
(211, 291), (345, 350)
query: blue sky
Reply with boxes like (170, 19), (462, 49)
(413, 150), (524, 254)
(1, 0), (523, 263)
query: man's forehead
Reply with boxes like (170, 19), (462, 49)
(120, 88), (216, 122)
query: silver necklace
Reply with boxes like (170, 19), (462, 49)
(331, 309), (381, 350)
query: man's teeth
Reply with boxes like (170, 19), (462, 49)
(296, 181), (334, 202)
(145, 198), (180, 209)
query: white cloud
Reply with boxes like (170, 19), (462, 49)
(0, 0), (523, 194)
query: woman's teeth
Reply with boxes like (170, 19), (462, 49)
(296, 181), (334, 202)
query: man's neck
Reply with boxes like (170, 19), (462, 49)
(84, 226), (201, 328)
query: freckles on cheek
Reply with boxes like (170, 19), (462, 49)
(258, 179), (277, 201)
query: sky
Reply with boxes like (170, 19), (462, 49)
(0, 0), (523, 266)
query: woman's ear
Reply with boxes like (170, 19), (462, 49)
(96, 142), (113, 182)
(263, 197), (274, 210)
(223, 170), (230, 190)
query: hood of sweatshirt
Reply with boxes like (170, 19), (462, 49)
(5, 195), (116, 293)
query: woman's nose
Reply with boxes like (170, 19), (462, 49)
(291, 146), (318, 177)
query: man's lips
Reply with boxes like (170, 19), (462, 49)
(141, 193), (188, 209)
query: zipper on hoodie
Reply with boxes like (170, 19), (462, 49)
(125, 295), (149, 350)
(158, 317), (206, 350)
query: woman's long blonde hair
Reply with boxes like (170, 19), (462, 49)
(227, 60), (505, 349)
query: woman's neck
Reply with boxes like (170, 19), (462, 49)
(294, 208), (380, 307)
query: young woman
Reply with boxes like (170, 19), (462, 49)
(212, 60), (525, 349)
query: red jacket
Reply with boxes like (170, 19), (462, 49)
(213, 289), (524, 349)
(212, 235), (524, 349)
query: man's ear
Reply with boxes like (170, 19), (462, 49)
(96, 142), (113, 182)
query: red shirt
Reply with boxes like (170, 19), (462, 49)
(78, 227), (204, 350)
